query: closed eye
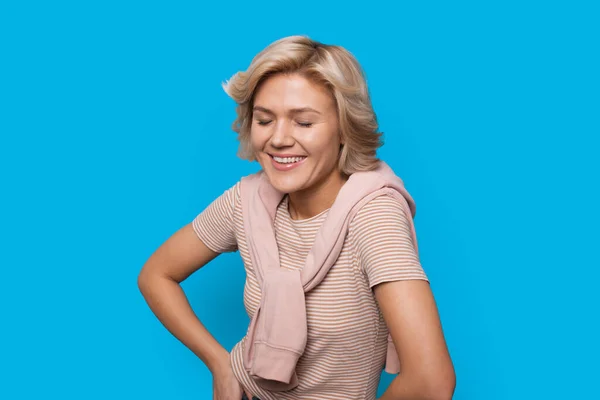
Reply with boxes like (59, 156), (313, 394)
(297, 122), (313, 128)
(256, 120), (272, 126)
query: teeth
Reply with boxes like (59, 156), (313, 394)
(273, 156), (305, 164)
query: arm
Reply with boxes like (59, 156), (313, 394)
(351, 194), (455, 400)
(375, 280), (455, 400)
(137, 182), (254, 400)
(137, 223), (230, 374)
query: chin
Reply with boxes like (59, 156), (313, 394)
(262, 168), (309, 194)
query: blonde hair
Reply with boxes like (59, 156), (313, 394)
(222, 35), (383, 174)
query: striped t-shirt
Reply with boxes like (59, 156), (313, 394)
(192, 180), (428, 400)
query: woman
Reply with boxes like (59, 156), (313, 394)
(138, 35), (455, 400)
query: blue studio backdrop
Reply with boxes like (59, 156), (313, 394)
(1, 1), (598, 399)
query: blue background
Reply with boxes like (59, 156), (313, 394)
(1, 1), (598, 399)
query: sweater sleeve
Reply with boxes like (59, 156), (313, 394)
(351, 194), (428, 288)
(191, 181), (240, 253)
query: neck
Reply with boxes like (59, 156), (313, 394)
(287, 169), (348, 221)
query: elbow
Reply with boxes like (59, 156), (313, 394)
(137, 270), (149, 295)
(137, 267), (176, 296)
(137, 267), (158, 295)
(422, 368), (456, 400)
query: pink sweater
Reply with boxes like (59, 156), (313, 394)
(239, 161), (420, 392)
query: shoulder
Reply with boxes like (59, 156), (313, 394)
(348, 192), (417, 261)
(348, 192), (426, 285)
(237, 171), (267, 200)
(229, 179), (242, 200)
(211, 179), (242, 209)
(349, 192), (411, 235)
(211, 170), (270, 213)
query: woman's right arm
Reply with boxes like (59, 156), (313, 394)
(137, 222), (230, 375)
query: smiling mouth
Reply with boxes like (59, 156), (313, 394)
(270, 155), (307, 164)
(268, 154), (307, 171)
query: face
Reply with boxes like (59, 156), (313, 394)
(250, 73), (344, 195)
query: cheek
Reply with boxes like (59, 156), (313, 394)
(304, 129), (340, 156)
(249, 128), (266, 150)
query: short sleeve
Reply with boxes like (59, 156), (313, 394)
(351, 194), (428, 288)
(191, 181), (240, 253)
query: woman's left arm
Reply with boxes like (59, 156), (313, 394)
(374, 279), (456, 400)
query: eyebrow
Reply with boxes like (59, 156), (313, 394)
(252, 106), (322, 116)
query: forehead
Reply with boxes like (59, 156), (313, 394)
(253, 73), (334, 111)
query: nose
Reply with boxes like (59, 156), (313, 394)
(270, 120), (294, 147)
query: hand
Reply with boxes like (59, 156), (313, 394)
(212, 362), (251, 400)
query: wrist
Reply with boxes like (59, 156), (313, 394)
(207, 347), (231, 376)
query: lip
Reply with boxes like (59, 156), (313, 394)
(269, 153), (306, 158)
(268, 154), (307, 172)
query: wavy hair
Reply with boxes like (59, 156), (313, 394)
(222, 35), (383, 174)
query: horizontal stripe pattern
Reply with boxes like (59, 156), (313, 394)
(191, 185), (238, 254)
(192, 181), (428, 400)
